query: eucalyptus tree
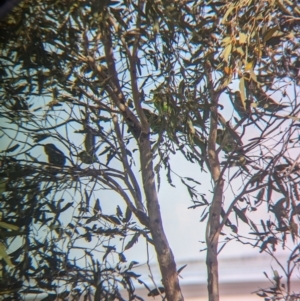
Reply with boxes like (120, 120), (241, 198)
(1, 1), (300, 301)
(1, 0), (188, 300)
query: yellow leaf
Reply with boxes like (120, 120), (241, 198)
(245, 61), (253, 71)
(286, 115), (300, 121)
(0, 288), (19, 295)
(187, 120), (195, 135)
(224, 66), (232, 75)
(235, 47), (244, 56)
(254, 45), (262, 59)
(221, 44), (232, 62)
(0, 222), (19, 231)
(239, 78), (246, 108)
(153, 19), (160, 34)
(221, 36), (231, 46)
(47, 99), (60, 107)
(285, 32), (294, 40)
(239, 32), (247, 44)
(50, 225), (60, 230)
(263, 27), (279, 43)
(0, 242), (13, 267)
(221, 3), (235, 24)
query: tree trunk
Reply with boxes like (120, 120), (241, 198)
(206, 77), (223, 301)
(139, 134), (184, 301)
(206, 179), (224, 301)
(101, 20), (184, 301)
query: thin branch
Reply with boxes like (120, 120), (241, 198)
(112, 114), (144, 211)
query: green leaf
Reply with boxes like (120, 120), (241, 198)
(93, 198), (102, 215)
(0, 182), (6, 193)
(2, 144), (20, 153)
(124, 232), (140, 251)
(177, 264), (187, 275)
(102, 215), (121, 225)
(256, 188), (265, 204)
(79, 149), (98, 164)
(116, 205), (123, 217)
(103, 245), (116, 261)
(148, 287), (165, 297)
(184, 177), (201, 185)
(233, 206), (248, 224)
(60, 202), (73, 212)
(123, 207), (132, 223)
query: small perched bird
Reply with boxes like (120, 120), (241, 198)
(216, 129), (242, 153)
(254, 89), (289, 112)
(216, 129), (239, 153)
(79, 150), (97, 164)
(44, 144), (66, 166)
(143, 108), (164, 133)
(231, 91), (251, 118)
(243, 78), (289, 113)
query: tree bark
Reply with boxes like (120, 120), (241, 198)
(206, 65), (223, 301)
(101, 20), (184, 301)
(139, 132), (184, 301)
(206, 179), (223, 301)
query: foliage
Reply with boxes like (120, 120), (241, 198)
(0, 157), (149, 300)
(1, 0), (300, 301)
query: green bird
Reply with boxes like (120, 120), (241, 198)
(79, 151), (98, 164)
(216, 129), (241, 153)
(153, 93), (172, 115)
(143, 108), (164, 133)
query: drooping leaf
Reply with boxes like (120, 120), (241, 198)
(233, 206), (248, 224)
(124, 232), (140, 251)
(102, 245), (116, 261)
(93, 198), (102, 215)
(102, 214), (121, 225)
(60, 202), (73, 212)
(177, 264), (187, 275)
(2, 144), (20, 153)
(148, 287), (165, 297)
(116, 205), (123, 217)
(123, 207), (132, 223)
